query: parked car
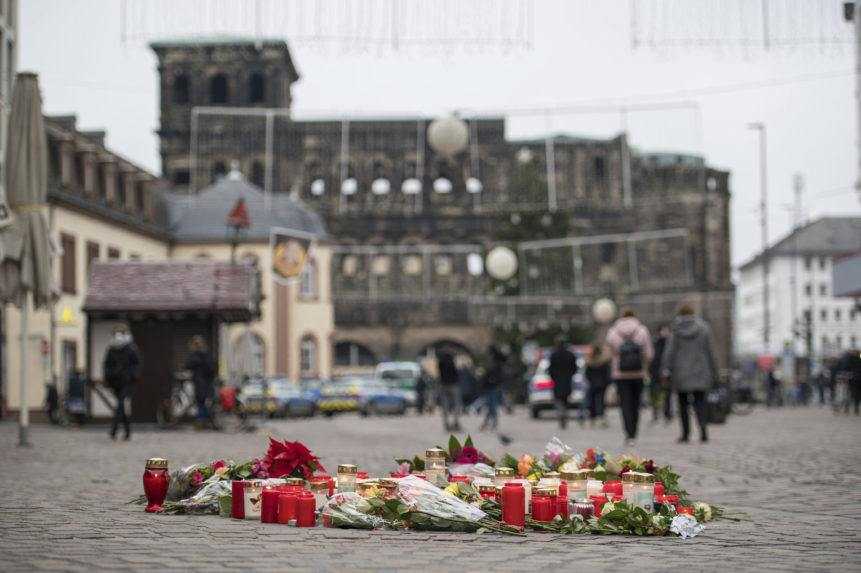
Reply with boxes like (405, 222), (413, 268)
(527, 352), (587, 419)
(318, 376), (407, 417)
(242, 377), (320, 418)
(375, 361), (421, 407)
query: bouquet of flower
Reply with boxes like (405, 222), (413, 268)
(255, 437), (325, 479)
(321, 492), (388, 530)
(394, 435), (495, 474)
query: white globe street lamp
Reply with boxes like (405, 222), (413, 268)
(428, 114), (469, 158)
(486, 246), (518, 281)
(592, 298), (617, 324)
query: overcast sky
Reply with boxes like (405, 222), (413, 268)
(20, 0), (860, 266)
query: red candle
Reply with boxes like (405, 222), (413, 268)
(501, 482), (525, 528)
(654, 481), (665, 497)
(557, 480), (569, 519)
(260, 488), (280, 523)
(448, 475), (471, 484)
(314, 473), (336, 496)
(277, 492), (298, 525)
(296, 492), (317, 527)
(531, 490), (555, 523)
(602, 480), (623, 496)
(231, 480), (247, 519)
(142, 458), (170, 513)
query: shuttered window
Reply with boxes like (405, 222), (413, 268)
(107, 247), (120, 260)
(60, 233), (77, 295)
(86, 241), (100, 283)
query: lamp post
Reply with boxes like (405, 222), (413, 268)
(748, 122), (770, 353)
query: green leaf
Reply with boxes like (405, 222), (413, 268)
(500, 453), (518, 470)
(448, 435), (462, 459)
(464, 435), (474, 448)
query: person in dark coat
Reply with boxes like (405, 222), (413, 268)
(585, 344), (611, 428)
(833, 348), (861, 415)
(480, 346), (506, 432)
(103, 325), (141, 440)
(185, 336), (216, 426)
(548, 338), (578, 430)
(649, 324), (673, 423)
(437, 350), (461, 432)
(661, 305), (717, 443)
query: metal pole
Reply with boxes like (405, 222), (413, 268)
(856, 4), (861, 205)
(748, 122), (770, 352)
(18, 292), (30, 447)
(264, 110), (274, 209)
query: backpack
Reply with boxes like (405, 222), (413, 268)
(618, 332), (644, 372)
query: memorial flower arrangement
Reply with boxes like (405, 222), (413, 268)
(394, 435), (495, 474)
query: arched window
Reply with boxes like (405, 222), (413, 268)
(334, 341), (376, 367)
(174, 74), (190, 104)
(212, 160), (227, 182)
(299, 259), (318, 299)
(209, 73), (229, 104)
(300, 335), (318, 375)
(251, 160), (265, 189)
(232, 331), (266, 377)
(249, 72), (266, 104)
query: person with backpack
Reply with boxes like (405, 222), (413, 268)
(585, 343), (612, 428)
(660, 305), (717, 443)
(103, 325), (141, 441)
(437, 349), (461, 432)
(548, 337), (578, 430)
(606, 309), (653, 446)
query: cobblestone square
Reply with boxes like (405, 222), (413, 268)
(1, 407), (859, 571)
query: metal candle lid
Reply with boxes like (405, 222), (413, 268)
(621, 471), (655, 483)
(543, 471), (561, 479)
(284, 477), (306, 486)
(560, 468), (593, 481)
(495, 467), (515, 477)
(145, 457), (168, 470)
(337, 464), (358, 475)
(425, 447), (446, 459)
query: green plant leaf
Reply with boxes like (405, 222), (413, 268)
(448, 435), (462, 459)
(464, 435), (474, 448)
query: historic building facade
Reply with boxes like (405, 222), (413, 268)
(151, 38), (734, 368)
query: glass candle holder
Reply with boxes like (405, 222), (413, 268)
(478, 484), (498, 501)
(501, 482), (525, 529)
(337, 464), (358, 493)
(142, 458), (170, 513)
(531, 487), (556, 522)
(539, 471), (561, 494)
(244, 480), (266, 520)
(309, 478), (331, 509)
(277, 492), (298, 525)
(494, 467), (515, 488)
(560, 469), (591, 500)
(621, 471), (655, 513)
(260, 487), (281, 523)
(425, 448), (448, 487)
(231, 480), (248, 519)
(296, 492), (317, 527)
(571, 501), (594, 519)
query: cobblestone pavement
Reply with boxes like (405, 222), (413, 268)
(1, 406), (859, 572)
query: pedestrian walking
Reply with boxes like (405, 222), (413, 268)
(606, 309), (653, 446)
(833, 347), (861, 415)
(765, 369), (782, 407)
(585, 344), (611, 428)
(548, 337), (578, 430)
(660, 305), (717, 443)
(649, 324), (672, 424)
(103, 325), (140, 441)
(437, 349), (462, 432)
(480, 346), (506, 432)
(185, 336), (216, 428)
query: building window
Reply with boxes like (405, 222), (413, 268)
(822, 335), (829, 351)
(173, 169), (190, 186)
(249, 72), (265, 103)
(820, 308), (827, 322)
(803, 256), (812, 271)
(804, 283), (812, 297)
(174, 73), (190, 104)
(231, 331), (265, 377)
(593, 156), (606, 181)
(851, 309), (858, 321)
(299, 260), (318, 299)
(107, 247), (120, 260)
(851, 335), (858, 348)
(115, 172), (126, 207)
(60, 233), (77, 295)
(803, 309), (812, 323)
(300, 335), (318, 375)
(251, 161), (265, 189)
(836, 335), (843, 349)
(819, 257), (827, 270)
(129, 253), (141, 261)
(134, 181), (145, 212)
(334, 341), (376, 367)
(819, 283), (827, 296)
(61, 340), (78, 383)
(835, 308), (841, 321)
(86, 241), (100, 280)
(74, 154), (85, 189)
(209, 73), (229, 104)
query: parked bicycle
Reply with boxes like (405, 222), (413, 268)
(156, 372), (252, 431)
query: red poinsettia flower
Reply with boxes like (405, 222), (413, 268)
(455, 446), (480, 464)
(264, 438), (325, 479)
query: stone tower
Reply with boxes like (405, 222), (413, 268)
(150, 38), (300, 190)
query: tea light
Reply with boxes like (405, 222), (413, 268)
(277, 492), (298, 525)
(494, 467), (515, 488)
(337, 464), (358, 493)
(560, 469), (591, 500)
(243, 480), (266, 520)
(308, 478), (330, 509)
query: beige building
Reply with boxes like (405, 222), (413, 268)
(0, 115), (333, 419)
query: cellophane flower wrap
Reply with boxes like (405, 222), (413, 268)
(322, 492), (387, 530)
(397, 475), (486, 523)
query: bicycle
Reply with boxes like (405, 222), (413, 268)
(156, 371), (196, 429)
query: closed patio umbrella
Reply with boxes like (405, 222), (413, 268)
(0, 72), (52, 446)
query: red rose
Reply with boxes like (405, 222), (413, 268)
(643, 460), (655, 474)
(211, 459), (227, 471)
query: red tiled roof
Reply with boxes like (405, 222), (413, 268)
(83, 261), (260, 318)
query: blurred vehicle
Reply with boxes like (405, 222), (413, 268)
(318, 376), (407, 417)
(375, 361), (421, 406)
(527, 351), (588, 419)
(243, 377), (320, 418)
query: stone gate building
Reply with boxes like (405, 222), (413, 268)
(151, 37), (733, 368)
